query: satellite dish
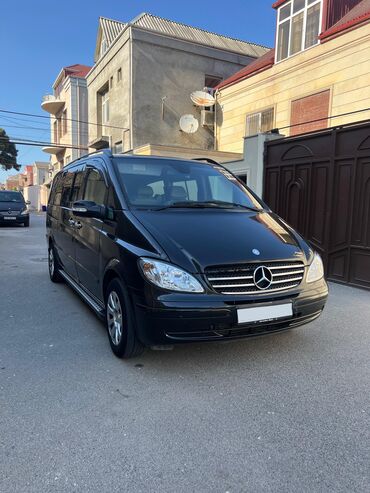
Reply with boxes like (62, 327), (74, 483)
(179, 114), (199, 134)
(190, 90), (216, 108)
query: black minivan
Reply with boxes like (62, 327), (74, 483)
(46, 150), (328, 358)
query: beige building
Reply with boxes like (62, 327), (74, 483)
(87, 13), (268, 161)
(216, 0), (370, 153)
(32, 162), (49, 186)
(41, 64), (91, 174)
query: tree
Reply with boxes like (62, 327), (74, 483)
(0, 128), (20, 171)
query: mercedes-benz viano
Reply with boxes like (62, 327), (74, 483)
(46, 151), (328, 358)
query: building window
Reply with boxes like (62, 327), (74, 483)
(101, 38), (108, 57)
(110, 76), (113, 89)
(62, 109), (67, 135)
(114, 141), (123, 154)
(53, 120), (58, 143)
(204, 75), (222, 91)
(117, 68), (122, 82)
(276, 0), (322, 62)
(101, 90), (110, 131)
(245, 108), (275, 136)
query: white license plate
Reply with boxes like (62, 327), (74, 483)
(237, 303), (293, 324)
(4, 216), (16, 220)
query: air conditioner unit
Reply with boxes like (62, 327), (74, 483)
(201, 109), (214, 127)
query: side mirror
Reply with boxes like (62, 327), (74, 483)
(26, 200), (31, 205)
(72, 200), (106, 219)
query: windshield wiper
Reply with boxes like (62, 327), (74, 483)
(155, 201), (262, 212)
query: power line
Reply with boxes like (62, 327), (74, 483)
(0, 108), (129, 132)
(0, 135), (87, 150)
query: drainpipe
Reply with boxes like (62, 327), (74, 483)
(214, 89), (219, 151)
(322, 0), (329, 31)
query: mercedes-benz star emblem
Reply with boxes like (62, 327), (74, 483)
(253, 266), (273, 290)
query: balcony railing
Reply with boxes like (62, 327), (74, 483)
(41, 94), (65, 114)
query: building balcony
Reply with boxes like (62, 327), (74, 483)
(41, 94), (65, 114)
(42, 145), (66, 155)
(89, 136), (110, 150)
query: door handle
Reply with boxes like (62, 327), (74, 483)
(74, 221), (83, 230)
(68, 218), (75, 226)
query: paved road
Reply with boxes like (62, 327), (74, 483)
(0, 215), (369, 493)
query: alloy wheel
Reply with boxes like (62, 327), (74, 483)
(107, 291), (124, 345)
(49, 248), (55, 277)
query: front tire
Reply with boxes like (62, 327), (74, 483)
(48, 245), (63, 283)
(105, 278), (144, 359)
(24, 218), (30, 227)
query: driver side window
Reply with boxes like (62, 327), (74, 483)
(83, 168), (107, 205)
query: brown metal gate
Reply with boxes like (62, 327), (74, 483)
(264, 121), (370, 290)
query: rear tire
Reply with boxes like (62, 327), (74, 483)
(105, 278), (144, 359)
(48, 245), (63, 283)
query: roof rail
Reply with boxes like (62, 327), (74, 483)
(101, 148), (113, 158)
(60, 148), (114, 172)
(193, 157), (221, 165)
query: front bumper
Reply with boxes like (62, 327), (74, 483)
(0, 213), (29, 224)
(132, 278), (328, 346)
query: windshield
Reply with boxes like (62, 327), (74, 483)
(113, 158), (263, 211)
(0, 191), (24, 203)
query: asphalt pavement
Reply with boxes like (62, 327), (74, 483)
(0, 214), (369, 493)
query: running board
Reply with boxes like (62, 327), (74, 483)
(59, 269), (105, 317)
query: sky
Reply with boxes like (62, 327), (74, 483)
(0, 0), (276, 183)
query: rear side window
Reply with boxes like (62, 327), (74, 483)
(83, 169), (107, 205)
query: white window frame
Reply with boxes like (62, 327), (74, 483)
(275, 0), (323, 63)
(245, 107), (275, 137)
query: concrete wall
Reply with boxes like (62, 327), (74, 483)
(217, 23), (370, 153)
(23, 186), (41, 211)
(131, 28), (255, 151)
(87, 26), (255, 153)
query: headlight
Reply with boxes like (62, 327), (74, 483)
(307, 253), (324, 283)
(139, 258), (204, 293)
(20, 209), (29, 215)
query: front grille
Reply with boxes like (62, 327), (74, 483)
(205, 261), (305, 295)
(0, 210), (20, 216)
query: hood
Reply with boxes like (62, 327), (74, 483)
(132, 209), (311, 273)
(0, 201), (25, 212)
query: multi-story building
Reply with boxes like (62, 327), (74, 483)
(18, 165), (33, 190)
(41, 64), (91, 174)
(87, 13), (269, 161)
(215, 0), (370, 153)
(5, 175), (20, 191)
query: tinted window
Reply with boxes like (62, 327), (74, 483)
(83, 169), (107, 205)
(60, 171), (74, 207)
(53, 174), (63, 206)
(113, 158), (262, 210)
(0, 191), (24, 203)
(48, 174), (61, 206)
(70, 172), (84, 203)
